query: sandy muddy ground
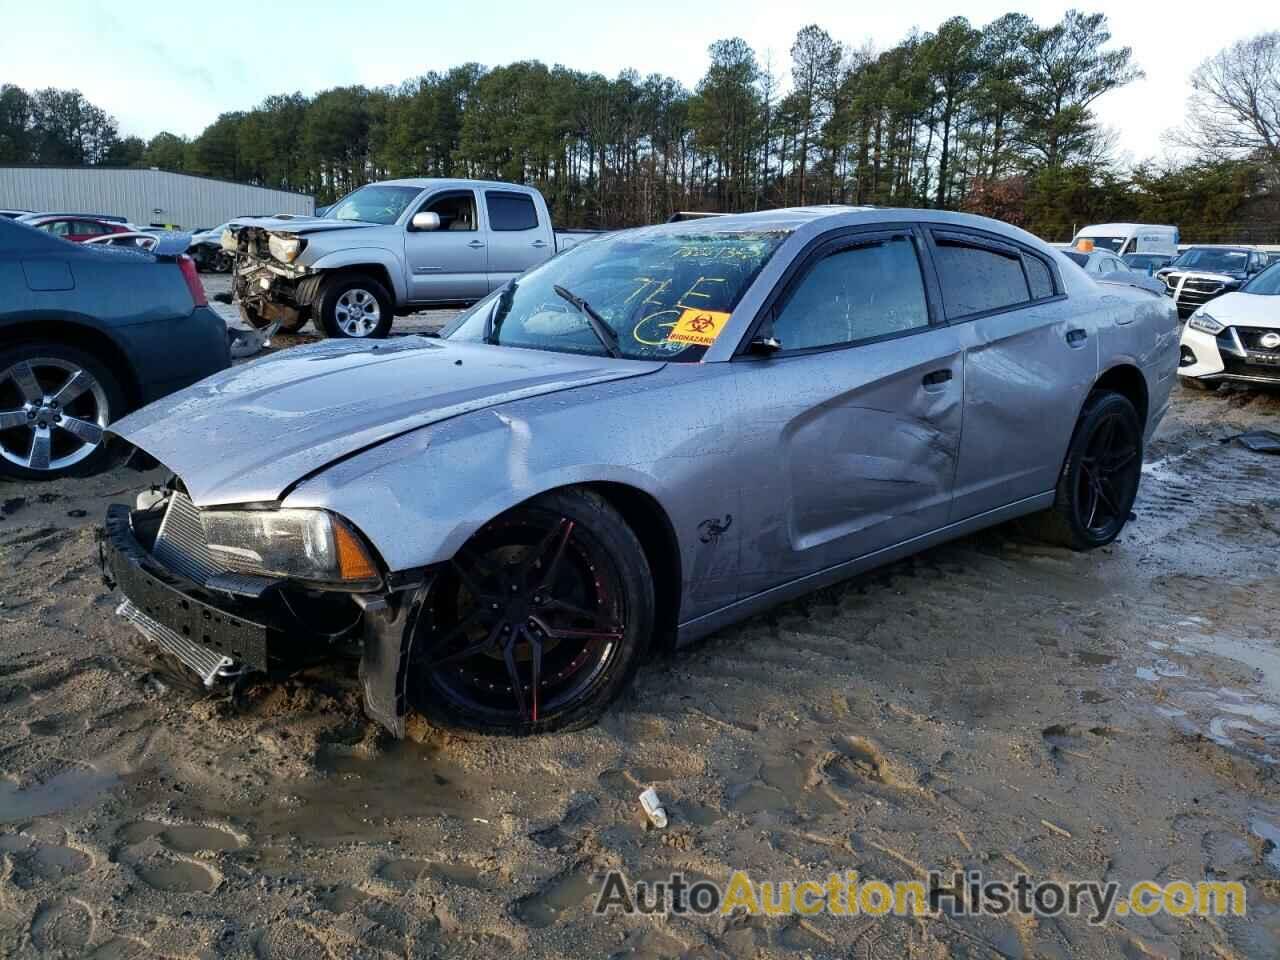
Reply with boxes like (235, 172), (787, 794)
(1, 302), (1279, 958)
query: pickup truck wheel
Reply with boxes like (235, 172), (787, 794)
(1028, 390), (1143, 551)
(412, 489), (655, 736)
(0, 343), (125, 481)
(317, 275), (393, 339)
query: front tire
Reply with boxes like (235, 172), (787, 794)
(411, 489), (655, 735)
(0, 343), (125, 481)
(1031, 390), (1143, 551)
(316, 274), (393, 339)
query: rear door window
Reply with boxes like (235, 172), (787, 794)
(930, 232), (1031, 318)
(486, 192), (539, 231)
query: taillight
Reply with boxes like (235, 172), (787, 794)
(178, 254), (207, 307)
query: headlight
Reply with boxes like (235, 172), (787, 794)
(268, 233), (305, 263)
(1188, 312), (1224, 335)
(220, 228), (236, 251)
(199, 508), (379, 587)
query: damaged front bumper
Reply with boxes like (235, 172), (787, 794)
(100, 502), (433, 736)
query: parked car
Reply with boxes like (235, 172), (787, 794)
(1062, 249), (1131, 276)
(224, 179), (603, 338)
(20, 214), (132, 244)
(188, 223), (234, 273)
(0, 219), (230, 479)
(1178, 260), (1280, 390)
(82, 231), (159, 252)
(1071, 223), (1179, 257)
(1156, 246), (1269, 318)
(1062, 249), (1165, 296)
(102, 207), (1177, 736)
(0, 209), (33, 220)
(1122, 252), (1176, 274)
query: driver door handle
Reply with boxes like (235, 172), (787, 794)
(922, 369), (953, 387)
(531, 240), (549, 248)
(467, 240), (486, 248)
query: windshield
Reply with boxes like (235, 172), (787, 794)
(1243, 262), (1280, 295)
(322, 185), (422, 225)
(1123, 254), (1167, 269)
(445, 228), (789, 361)
(1076, 235), (1125, 253)
(1170, 248), (1249, 274)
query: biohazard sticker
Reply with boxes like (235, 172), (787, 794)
(666, 308), (731, 346)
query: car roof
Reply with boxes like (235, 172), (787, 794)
(1077, 223), (1176, 234)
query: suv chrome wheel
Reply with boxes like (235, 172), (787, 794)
(0, 358), (109, 472)
(334, 288), (382, 337)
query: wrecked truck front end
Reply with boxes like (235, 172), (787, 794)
(224, 223), (323, 331)
(100, 478), (432, 736)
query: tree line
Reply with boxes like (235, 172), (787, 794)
(2, 15), (1277, 241)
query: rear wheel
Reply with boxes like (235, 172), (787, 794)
(411, 489), (654, 735)
(1030, 391), (1143, 551)
(0, 343), (124, 480)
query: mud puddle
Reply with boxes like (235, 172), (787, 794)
(0, 766), (119, 822)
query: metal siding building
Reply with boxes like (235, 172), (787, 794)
(0, 166), (313, 228)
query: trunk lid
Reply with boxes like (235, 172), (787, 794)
(112, 338), (663, 506)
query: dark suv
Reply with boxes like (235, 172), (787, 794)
(1156, 247), (1269, 318)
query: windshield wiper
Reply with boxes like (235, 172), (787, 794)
(553, 284), (621, 358)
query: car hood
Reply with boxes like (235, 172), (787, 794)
(1160, 269), (1244, 284)
(230, 215), (379, 235)
(1200, 291), (1280, 327)
(111, 338), (664, 506)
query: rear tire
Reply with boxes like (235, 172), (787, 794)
(411, 489), (654, 736)
(1029, 390), (1143, 551)
(316, 274), (393, 339)
(0, 342), (126, 481)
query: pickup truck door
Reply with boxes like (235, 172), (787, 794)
(403, 189), (489, 303)
(927, 228), (1097, 522)
(730, 228), (964, 597)
(483, 190), (553, 291)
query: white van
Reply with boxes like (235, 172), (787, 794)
(1071, 223), (1179, 257)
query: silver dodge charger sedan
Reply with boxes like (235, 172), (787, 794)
(102, 207), (1179, 736)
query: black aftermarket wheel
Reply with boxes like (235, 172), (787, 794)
(1031, 390), (1143, 551)
(412, 489), (655, 735)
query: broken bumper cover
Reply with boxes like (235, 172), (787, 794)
(100, 503), (279, 677)
(100, 503), (434, 737)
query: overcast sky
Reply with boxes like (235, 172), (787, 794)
(1, 0), (1267, 167)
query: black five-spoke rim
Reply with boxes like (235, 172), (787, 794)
(424, 512), (626, 723)
(1074, 412), (1140, 537)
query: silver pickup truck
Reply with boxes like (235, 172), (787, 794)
(224, 178), (600, 338)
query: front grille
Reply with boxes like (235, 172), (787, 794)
(1162, 272), (1234, 315)
(1235, 326), (1280, 353)
(151, 491), (226, 586)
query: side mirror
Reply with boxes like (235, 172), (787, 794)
(749, 335), (782, 355)
(411, 211), (441, 232)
